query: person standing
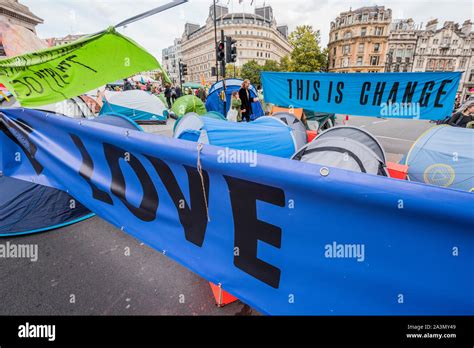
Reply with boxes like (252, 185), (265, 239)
(123, 78), (133, 91)
(164, 84), (172, 109)
(175, 85), (182, 98)
(238, 79), (257, 122)
(448, 101), (474, 128)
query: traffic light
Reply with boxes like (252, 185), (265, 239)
(180, 62), (188, 76)
(226, 37), (237, 63)
(217, 40), (225, 62)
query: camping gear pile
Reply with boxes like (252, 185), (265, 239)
(100, 90), (168, 124)
(405, 125), (474, 192)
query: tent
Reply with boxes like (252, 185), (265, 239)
(173, 111), (226, 133)
(293, 126), (388, 176)
(183, 82), (204, 90)
(263, 113), (308, 150)
(174, 113), (297, 158)
(171, 95), (206, 118)
(0, 113), (142, 236)
(7, 95), (95, 118)
(100, 90), (168, 123)
(205, 78), (264, 120)
(405, 126), (474, 192)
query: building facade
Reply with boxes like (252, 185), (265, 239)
(412, 19), (473, 95)
(328, 6), (392, 72)
(161, 38), (182, 85)
(45, 34), (86, 47)
(0, 0), (43, 33)
(385, 19), (419, 72)
(179, 3), (292, 83)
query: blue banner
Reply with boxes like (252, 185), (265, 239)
(1, 108), (473, 315)
(261, 71), (461, 120)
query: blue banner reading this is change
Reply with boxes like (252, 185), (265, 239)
(261, 71), (461, 120)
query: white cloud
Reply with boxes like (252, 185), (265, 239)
(24, 0), (474, 62)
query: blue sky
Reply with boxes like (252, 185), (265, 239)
(23, 0), (474, 62)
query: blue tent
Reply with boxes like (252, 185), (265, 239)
(100, 90), (168, 123)
(173, 113), (297, 158)
(405, 126), (474, 192)
(205, 78), (264, 120)
(0, 113), (142, 236)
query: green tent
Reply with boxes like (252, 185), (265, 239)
(182, 82), (203, 90)
(171, 95), (206, 118)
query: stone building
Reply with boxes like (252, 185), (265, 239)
(0, 0), (43, 33)
(178, 3), (292, 83)
(385, 18), (419, 72)
(328, 6), (392, 72)
(161, 38), (182, 85)
(412, 19), (473, 95)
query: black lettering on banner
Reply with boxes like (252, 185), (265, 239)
(103, 143), (158, 222)
(360, 82), (371, 105)
(418, 81), (435, 107)
(0, 116), (44, 175)
(372, 82), (386, 106)
(327, 81), (333, 103)
(224, 176), (284, 289)
(434, 79), (452, 108)
(313, 80), (320, 101)
(402, 81), (417, 103)
(335, 82), (344, 104)
(387, 82), (399, 104)
(305, 80), (310, 100)
(296, 79), (303, 100)
(287, 79), (293, 99)
(146, 156), (210, 247)
(12, 79), (32, 97)
(24, 76), (44, 94)
(69, 134), (113, 205)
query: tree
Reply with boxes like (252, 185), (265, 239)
(262, 59), (281, 72)
(279, 56), (291, 72)
(287, 25), (327, 72)
(241, 60), (262, 86)
(225, 63), (241, 78)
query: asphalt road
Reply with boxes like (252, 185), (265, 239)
(0, 116), (432, 315)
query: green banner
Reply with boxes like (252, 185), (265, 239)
(0, 27), (160, 107)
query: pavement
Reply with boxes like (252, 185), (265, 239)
(0, 115), (432, 315)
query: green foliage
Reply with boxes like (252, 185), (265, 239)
(287, 25), (328, 72)
(241, 60), (263, 86)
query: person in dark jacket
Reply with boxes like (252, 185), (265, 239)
(238, 79), (257, 122)
(123, 79), (133, 91)
(164, 84), (172, 109)
(448, 102), (474, 128)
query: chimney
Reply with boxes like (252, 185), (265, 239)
(426, 19), (438, 31)
(461, 20), (472, 35)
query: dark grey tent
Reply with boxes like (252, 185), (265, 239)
(292, 126), (388, 176)
(267, 112), (308, 150)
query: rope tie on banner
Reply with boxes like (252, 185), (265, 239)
(196, 143), (210, 222)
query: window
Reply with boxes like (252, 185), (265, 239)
(333, 47), (337, 55)
(374, 43), (381, 53)
(358, 43), (365, 53)
(342, 57), (349, 67)
(421, 38), (427, 44)
(362, 13), (368, 22)
(370, 56), (379, 66)
(375, 27), (383, 36)
(433, 39), (439, 44)
(334, 32), (339, 41)
(357, 56), (363, 65)
(342, 44), (350, 54)
(361, 27), (367, 36)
